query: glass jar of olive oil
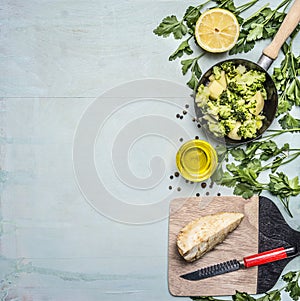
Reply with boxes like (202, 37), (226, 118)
(176, 140), (218, 182)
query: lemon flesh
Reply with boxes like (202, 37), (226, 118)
(195, 8), (240, 53)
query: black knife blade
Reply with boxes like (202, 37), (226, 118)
(180, 246), (297, 281)
(181, 259), (241, 281)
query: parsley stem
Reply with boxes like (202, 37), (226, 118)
(281, 195), (299, 218)
(218, 0), (233, 9)
(281, 151), (300, 165)
(276, 0), (293, 12)
(263, 128), (300, 139)
(281, 196), (293, 217)
(194, 52), (206, 61)
(183, 0), (211, 22)
(187, 35), (193, 42)
(290, 42), (298, 79)
(261, 151), (300, 171)
(260, 0), (292, 26)
(242, 3), (269, 24)
(235, 0), (259, 15)
(197, 0), (211, 9)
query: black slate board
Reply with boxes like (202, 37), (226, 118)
(257, 196), (300, 293)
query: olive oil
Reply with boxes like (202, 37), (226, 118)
(176, 140), (218, 182)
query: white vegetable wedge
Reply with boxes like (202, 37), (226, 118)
(177, 212), (244, 262)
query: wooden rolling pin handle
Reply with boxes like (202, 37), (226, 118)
(263, 0), (300, 60)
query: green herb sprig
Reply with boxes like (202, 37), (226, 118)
(153, 0), (296, 89)
(273, 31), (300, 117)
(191, 270), (300, 301)
(230, 0), (293, 54)
(213, 128), (300, 217)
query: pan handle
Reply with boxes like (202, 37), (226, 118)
(263, 0), (300, 60)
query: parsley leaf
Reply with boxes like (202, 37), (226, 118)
(229, 35), (255, 54)
(259, 290), (282, 301)
(191, 271), (300, 301)
(279, 113), (300, 129)
(277, 97), (293, 116)
(268, 172), (300, 217)
(213, 0), (236, 12)
(153, 15), (187, 39)
(246, 23), (264, 41)
(233, 291), (256, 301)
(218, 171), (237, 187)
(234, 183), (256, 199)
(181, 58), (194, 75)
(192, 60), (202, 79)
(182, 55), (204, 88)
(283, 271), (300, 301)
(230, 149), (246, 161)
(231, 2), (293, 54)
(187, 73), (199, 90)
(259, 140), (283, 161)
(273, 36), (300, 118)
(169, 39), (193, 61)
(184, 6), (201, 29)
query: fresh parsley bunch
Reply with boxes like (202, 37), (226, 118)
(273, 31), (300, 119)
(153, 1), (207, 89)
(153, 0), (296, 89)
(230, 0), (295, 54)
(213, 132), (300, 217)
(191, 270), (300, 301)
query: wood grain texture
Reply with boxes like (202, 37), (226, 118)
(168, 195), (259, 296)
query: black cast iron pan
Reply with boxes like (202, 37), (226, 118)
(194, 0), (300, 146)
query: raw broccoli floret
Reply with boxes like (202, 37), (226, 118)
(212, 66), (222, 79)
(219, 90), (229, 104)
(206, 101), (219, 117)
(195, 84), (210, 108)
(236, 64), (246, 74)
(241, 70), (266, 86)
(196, 62), (267, 140)
(221, 61), (235, 75)
(238, 119), (258, 138)
(208, 121), (225, 137)
(218, 105), (232, 119)
(220, 119), (236, 134)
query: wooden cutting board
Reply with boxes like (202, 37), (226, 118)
(168, 195), (300, 296)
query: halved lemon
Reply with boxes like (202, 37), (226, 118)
(195, 8), (240, 53)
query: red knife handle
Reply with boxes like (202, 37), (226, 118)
(243, 247), (296, 268)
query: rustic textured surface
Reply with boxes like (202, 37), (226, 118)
(168, 196), (259, 296)
(1, 0), (300, 300)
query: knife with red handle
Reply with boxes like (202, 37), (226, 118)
(180, 246), (297, 281)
